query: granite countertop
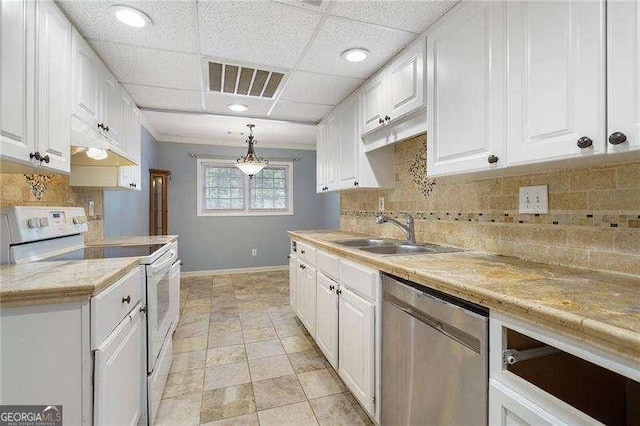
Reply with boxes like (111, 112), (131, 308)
(87, 235), (178, 246)
(288, 230), (640, 363)
(0, 258), (140, 308)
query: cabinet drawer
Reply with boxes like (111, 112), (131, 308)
(297, 242), (317, 265)
(317, 250), (340, 280)
(340, 259), (377, 300)
(92, 266), (143, 348)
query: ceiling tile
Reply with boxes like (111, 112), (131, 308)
(279, 71), (363, 105)
(298, 16), (415, 79)
(58, 1), (198, 53)
(90, 40), (201, 90)
(197, 1), (321, 69)
(330, 0), (458, 34)
(123, 84), (202, 111)
(203, 92), (275, 117)
(269, 101), (333, 123)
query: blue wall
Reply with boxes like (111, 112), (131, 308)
(104, 126), (159, 237)
(156, 141), (340, 272)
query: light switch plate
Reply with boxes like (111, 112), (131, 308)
(378, 197), (385, 211)
(519, 185), (549, 214)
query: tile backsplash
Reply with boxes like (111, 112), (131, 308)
(0, 174), (104, 243)
(341, 136), (640, 276)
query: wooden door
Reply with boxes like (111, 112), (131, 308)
(149, 169), (171, 235)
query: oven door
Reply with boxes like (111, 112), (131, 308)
(146, 248), (177, 372)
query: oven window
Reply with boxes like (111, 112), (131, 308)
(156, 268), (171, 329)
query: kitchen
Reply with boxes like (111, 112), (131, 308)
(0, 0), (639, 425)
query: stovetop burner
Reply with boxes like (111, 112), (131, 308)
(40, 244), (166, 261)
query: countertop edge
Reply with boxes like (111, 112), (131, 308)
(287, 231), (640, 364)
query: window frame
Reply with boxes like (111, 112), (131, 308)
(196, 158), (294, 217)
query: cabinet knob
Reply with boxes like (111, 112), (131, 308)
(608, 132), (627, 145)
(42, 155), (50, 164)
(300, 264), (306, 270)
(287, 255), (291, 259)
(122, 295), (131, 304)
(336, 289), (342, 295)
(300, 250), (305, 254)
(378, 118), (384, 124)
(487, 155), (499, 164)
(329, 284), (335, 291)
(384, 115), (391, 122)
(577, 136), (593, 149)
(29, 151), (41, 161)
(353, 181), (359, 186)
(104, 125), (110, 132)
(97, 123), (103, 130)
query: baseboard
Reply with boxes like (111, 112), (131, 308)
(181, 265), (288, 277)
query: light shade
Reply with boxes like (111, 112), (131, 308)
(235, 124), (268, 178)
(341, 48), (369, 62)
(110, 5), (152, 28)
(86, 147), (108, 160)
(227, 103), (249, 112)
(235, 161), (267, 176)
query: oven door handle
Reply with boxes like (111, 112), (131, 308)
(149, 250), (177, 274)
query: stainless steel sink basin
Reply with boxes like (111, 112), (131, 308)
(360, 243), (463, 255)
(333, 238), (398, 247)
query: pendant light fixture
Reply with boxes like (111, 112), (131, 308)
(235, 124), (268, 178)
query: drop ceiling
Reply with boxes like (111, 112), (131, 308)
(57, 0), (456, 146)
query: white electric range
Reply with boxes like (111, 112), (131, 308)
(0, 206), (180, 425)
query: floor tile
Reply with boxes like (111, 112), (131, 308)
(208, 330), (244, 349)
(242, 326), (277, 343)
(201, 412), (259, 426)
(240, 316), (272, 330)
(257, 401), (318, 426)
(173, 335), (208, 354)
(252, 374), (306, 410)
(245, 339), (285, 360)
(309, 392), (372, 425)
(200, 383), (256, 423)
(174, 318), (209, 339)
(162, 369), (204, 399)
(154, 393), (202, 426)
(206, 345), (247, 367)
(210, 320), (242, 333)
(170, 350), (206, 374)
(274, 321), (307, 338)
(280, 335), (314, 354)
(297, 369), (344, 399)
(288, 350), (329, 373)
(248, 355), (294, 381)
(205, 361), (251, 390)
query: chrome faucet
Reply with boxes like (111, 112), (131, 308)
(375, 212), (416, 244)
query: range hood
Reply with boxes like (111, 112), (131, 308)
(70, 117), (137, 167)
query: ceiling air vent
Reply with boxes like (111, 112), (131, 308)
(208, 62), (286, 99)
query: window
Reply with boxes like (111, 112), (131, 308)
(197, 159), (293, 216)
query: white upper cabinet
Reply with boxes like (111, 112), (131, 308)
(71, 28), (101, 132)
(327, 113), (339, 189)
(607, 0), (640, 153)
(337, 97), (359, 188)
(506, 0), (606, 164)
(426, 1), (507, 176)
(361, 73), (387, 135)
(316, 122), (328, 192)
(100, 66), (121, 147)
(35, 0), (72, 173)
(1, 0), (34, 165)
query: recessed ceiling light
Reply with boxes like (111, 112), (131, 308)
(227, 104), (249, 112)
(109, 5), (152, 28)
(341, 48), (369, 63)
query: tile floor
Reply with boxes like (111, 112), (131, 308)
(155, 271), (373, 426)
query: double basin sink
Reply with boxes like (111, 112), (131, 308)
(333, 238), (463, 256)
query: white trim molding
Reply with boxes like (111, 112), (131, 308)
(157, 134), (317, 151)
(181, 265), (288, 277)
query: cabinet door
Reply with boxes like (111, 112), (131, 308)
(337, 98), (359, 188)
(426, 1), (507, 176)
(289, 255), (297, 312)
(94, 305), (145, 426)
(35, 0), (71, 173)
(338, 287), (375, 415)
(326, 113), (339, 189)
(360, 73), (386, 135)
(315, 272), (338, 368)
(387, 39), (425, 122)
(71, 28), (101, 131)
(607, 0), (640, 153)
(100, 66), (121, 146)
(302, 264), (317, 337)
(1, 0), (35, 164)
(489, 380), (566, 426)
(507, 0), (606, 164)
(316, 122), (327, 193)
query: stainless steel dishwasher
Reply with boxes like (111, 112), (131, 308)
(381, 274), (489, 426)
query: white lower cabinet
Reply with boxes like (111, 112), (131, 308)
(289, 253), (298, 314)
(315, 272), (339, 368)
(296, 260), (317, 338)
(94, 303), (145, 425)
(490, 379), (563, 426)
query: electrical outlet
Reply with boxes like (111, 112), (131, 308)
(519, 185), (549, 214)
(251, 248), (257, 256)
(88, 200), (95, 216)
(378, 197), (385, 211)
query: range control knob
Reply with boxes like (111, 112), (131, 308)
(39, 217), (49, 227)
(27, 218), (41, 229)
(73, 216), (86, 225)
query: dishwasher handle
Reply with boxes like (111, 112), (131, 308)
(384, 292), (483, 354)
